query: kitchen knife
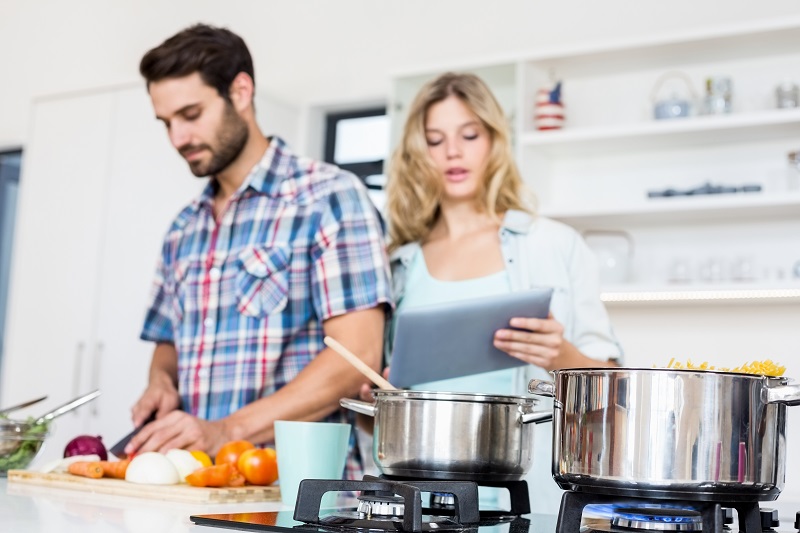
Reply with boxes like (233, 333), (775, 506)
(109, 412), (156, 459)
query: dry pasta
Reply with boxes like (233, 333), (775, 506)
(663, 358), (786, 376)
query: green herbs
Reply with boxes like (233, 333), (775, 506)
(0, 418), (49, 473)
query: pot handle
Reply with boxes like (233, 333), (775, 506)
(528, 379), (556, 397)
(340, 398), (377, 417)
(519, 410), (553, 424)
(765, 383), (800, 406)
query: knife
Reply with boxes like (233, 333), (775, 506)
(109, 412), (157, 459)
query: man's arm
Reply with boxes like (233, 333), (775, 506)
(125, 306), (385, 456)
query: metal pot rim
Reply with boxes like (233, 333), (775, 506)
(550, 367), (789, 381)
(371, 389), (536, 404)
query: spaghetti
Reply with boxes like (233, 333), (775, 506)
(665, 358), (786, 377)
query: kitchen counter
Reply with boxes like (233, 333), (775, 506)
(0, 478), (287, 533)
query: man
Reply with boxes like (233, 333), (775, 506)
(126, 24), (392, 473)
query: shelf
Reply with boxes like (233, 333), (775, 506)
(600, 283), (800, 306)
(520, 108), (800, 156)
(541, 191), (800, 228)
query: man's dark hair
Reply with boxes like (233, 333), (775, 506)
(139, 23), (255, 100)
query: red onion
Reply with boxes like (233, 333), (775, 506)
(64, 435), (108, 461)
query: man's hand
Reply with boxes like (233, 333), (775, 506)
(131, 377), (180, 427)
(124, 411), (231, 457)
(131, 343), (181, 426)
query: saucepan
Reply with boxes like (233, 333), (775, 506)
(528, 368), (800, 501)
(341, 390), (552, 481)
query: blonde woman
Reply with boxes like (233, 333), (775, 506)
(384, 72), (622, 511)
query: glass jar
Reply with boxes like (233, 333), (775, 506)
(703, 77), (732, 115)
(788, 151), (800, 191)
(776, 81), (799, 109)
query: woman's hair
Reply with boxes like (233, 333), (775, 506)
(386, 72), (533, 252)
(139, 24), (254, 102)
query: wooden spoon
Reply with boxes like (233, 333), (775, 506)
(323, 336), (396, 391)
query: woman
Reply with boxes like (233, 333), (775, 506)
(382, 72), (623, 512)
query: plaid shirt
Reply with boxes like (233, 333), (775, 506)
(141, 137), (392, 478)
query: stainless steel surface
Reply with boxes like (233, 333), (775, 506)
(528, 368), (800, 500)
(340, 389), (551, 481)
(35, 389), (101, 424)
(0, 395), (48, 416)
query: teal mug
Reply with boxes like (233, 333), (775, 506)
(273, 420), (352, 508)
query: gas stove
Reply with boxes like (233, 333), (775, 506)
(190, 476), (800, 533)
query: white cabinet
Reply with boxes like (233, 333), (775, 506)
(0, 84), (299, 463)
(389, 16), (800, 305)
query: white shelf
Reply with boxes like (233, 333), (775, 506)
(541, 192), (800, 228)
(600, 283), (800, 306)
(520, 108), (800, 156)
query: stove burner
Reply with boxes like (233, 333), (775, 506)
(357, 494), (405, 518)
(610, 507), (702, 531)
(557, 491), (763, 533)
(430, 492), (456, 508)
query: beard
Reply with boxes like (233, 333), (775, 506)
(182, 103), (249, 177)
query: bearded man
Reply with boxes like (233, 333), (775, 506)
(126, 24), (391, 479)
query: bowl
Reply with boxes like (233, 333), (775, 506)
(0, 419), (49, 475)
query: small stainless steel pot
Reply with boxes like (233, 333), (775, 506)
(529, 368), (800, 501)
(341, 389), (552, 481)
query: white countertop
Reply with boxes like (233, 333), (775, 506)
(0, 478), (288, 533)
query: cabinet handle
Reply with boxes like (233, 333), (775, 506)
(90, 342), (103, 417)
(72, 342), (85, 416)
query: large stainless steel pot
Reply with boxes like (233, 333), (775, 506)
(528, 368), (800, 501)
(341, 389), (551, 481)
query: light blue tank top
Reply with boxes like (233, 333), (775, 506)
(392, 250), (514, 510)
(395, 249), (516, 394)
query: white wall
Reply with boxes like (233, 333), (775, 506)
(2, 0), (800, 512)
(3, 0), (800, 150)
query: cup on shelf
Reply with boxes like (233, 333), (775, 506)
(730, 256), (757, 282)
(698, 257), (725, 283)
(668, 258), (693, 284)
(776, 81), (799, 109)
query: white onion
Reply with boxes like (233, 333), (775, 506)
(164, 449), (203, 482)
(124, 452), (181, 485)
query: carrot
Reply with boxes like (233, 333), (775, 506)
(186, 463), (234, 487)
(99, 460), (130, 479)
(68, 461), (104, 479)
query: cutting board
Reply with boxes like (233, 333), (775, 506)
(7, 469), (281, 503)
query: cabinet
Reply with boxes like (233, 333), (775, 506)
(389, 16), (800, 305)
(0, 84), (299, 464)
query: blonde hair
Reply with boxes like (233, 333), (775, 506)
(386, 72), (533, 253)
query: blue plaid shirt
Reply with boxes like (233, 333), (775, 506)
(141, 137), (391, 476)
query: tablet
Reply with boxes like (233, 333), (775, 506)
(388, 288), (553, 388)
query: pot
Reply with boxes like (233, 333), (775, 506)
(528, 368), (800, 501)
(341, 389), (552, 481)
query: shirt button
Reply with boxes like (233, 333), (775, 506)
(209, 267), (222, 280)
(204, 317), (215, 328)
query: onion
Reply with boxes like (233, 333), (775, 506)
(64, 435), (108, 461)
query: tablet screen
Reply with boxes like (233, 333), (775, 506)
(388, 288), (553, 388)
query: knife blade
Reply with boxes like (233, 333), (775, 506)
(109, 412), (156, 459)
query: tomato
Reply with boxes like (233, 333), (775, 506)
(185, 463), (234, 487)
(190, 450), (213, 467)
(215, 440), (255, 468)
(237, 448), (278, 486)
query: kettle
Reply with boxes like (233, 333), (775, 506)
(651, 71), (698, 120)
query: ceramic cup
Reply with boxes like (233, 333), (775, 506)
(274, 420), (352, 508)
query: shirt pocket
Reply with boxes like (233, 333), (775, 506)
(168, 258), (192, 323)
(236, 246), (291, 317)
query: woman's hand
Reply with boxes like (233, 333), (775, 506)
(493, 314), (568, 372)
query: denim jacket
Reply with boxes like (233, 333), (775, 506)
(388, 210), (624, 395)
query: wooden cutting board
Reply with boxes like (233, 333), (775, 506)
(7, 469), (281, 503)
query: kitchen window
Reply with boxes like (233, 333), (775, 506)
(0, 149), (22, 371)
(323, 107), (388, 211)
